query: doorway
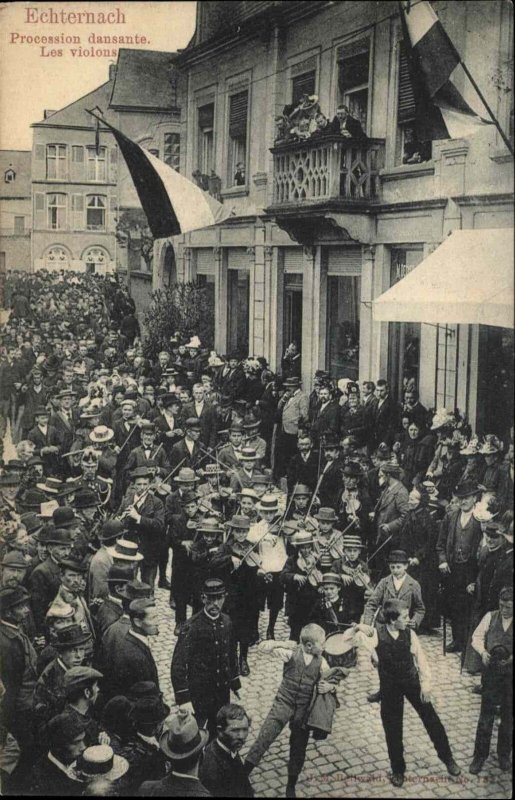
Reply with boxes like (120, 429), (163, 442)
(227, 268), (249, 356)
(283, 273), (303, 353)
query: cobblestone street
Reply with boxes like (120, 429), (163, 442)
(150, 587), (512, 799)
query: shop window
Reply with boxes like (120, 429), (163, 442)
(86, 195), (106, 230)
(337, 39), (370, 133)
(164, 133), (180, 171)
(86, 146), (106, 181)
(388, 247), (423, 399)
(198, 103), (214, 175)
(227, 90), (248, 186)
(396, 42), (432, 165)
(46, 144), (67, 180)
(47, 193), (67, 230)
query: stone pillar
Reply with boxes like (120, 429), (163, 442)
(263, 244), (278, 371)
(246, 245), (256, 356)
(369, 244), (389, 380)
(252, 225), (267, 357)
(301, 246), (323, 394)
(359, 244), (375, 381)
(213, 246), (227, 355)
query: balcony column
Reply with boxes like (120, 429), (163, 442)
(359, 244), (375, 381)
(301, 246), (324, 395)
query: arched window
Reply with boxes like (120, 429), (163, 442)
(86, 195), (106, 230)
(45, 246), (70, 270)
(83, 246), (109, 274)
(4, 169), (15, 183)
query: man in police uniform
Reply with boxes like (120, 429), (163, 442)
(171, 578), (241, 739)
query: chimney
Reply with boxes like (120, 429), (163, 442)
(109, 63), (117, 81)
(44, 110), (56, 119)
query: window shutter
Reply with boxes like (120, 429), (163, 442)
(397, 43), (416, 123)
(229, 91), (248, 138)
(282, 247), (304, 273)
(195, 248), (215, 275)
(109, 147), (117, 182)
(327, 246), (362, 276)
(198, 104), (214, 130)
(71, 194), (84, 230)
(291, 71), (316, 105)
(35, 144), (45, 161)
(34, 193), (46, 229)
(70, 147), (84, 181)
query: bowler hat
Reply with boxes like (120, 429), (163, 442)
(159, 708), (208, 761)
(0, 585), (31, 613)
(129, 695), (171, 726)
(388, 549), (409, 564)
(45, 528), (72, 546)
(454, 480), (479, 498)
(161, 392), (181, 408)
(53, 506), (78, 528)
(127, 681), (161, 701)
(292, 484), (311, 497)
(99, 519), (125, 543)
(202, 577), (226, 596)
(185, 417), (201, 429)
(322, 436), (340, 449)
(54, 625), (92, 650)
(130, 466), (154, 480)
(63, 666), (103, 695)
(118, 579), (153, 601)
(0, 473), (20, 487)
(140, 421), (156, 434)
(3, 460), (26, 473)
(60, 557), (88, 573)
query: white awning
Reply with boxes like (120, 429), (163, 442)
(373, 229), (514, 329)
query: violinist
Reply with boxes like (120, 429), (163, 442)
(168, 489), (202, 633)
(337, 461), (372, 550)
(313, 507), (344, 565)
(281, 529), (322, 642)
(189, 517), (225, 613)
(248, 494), (287, 640)
(210, 515), (262, 676)
(117, 465), (165, 592)
(286, 484), (318, 533)
(124, 420), (170, 487)
(334, 534), (371, 624)
(237, 488), (260, 524)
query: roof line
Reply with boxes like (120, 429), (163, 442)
(34, 79), (112, 126)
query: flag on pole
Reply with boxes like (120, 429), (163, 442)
(399, 1), (493, 140)
(91, 115), (234, 239)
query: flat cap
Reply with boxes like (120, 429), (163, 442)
(63, 666), (103, 695)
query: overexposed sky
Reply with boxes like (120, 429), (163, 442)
(0, 1), (197, 151)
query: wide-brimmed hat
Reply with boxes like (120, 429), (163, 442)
(2, 459), (26, 473)
(0, 473), (20, 487)
(291, 530), (314, 547)
(159, 708), (208, 761)
(315, 507), (337, 523)
(292, 484), (311, 497)
(107, 539), (144, 562)
(54, 624), (92, 650)
(454, 480), (479, 498)
(198, 518), (223, 535)
(89, 426), (114, 444)
(239, 447), (257, 462)
(430, 408), (455, 431)
(118, 579), (153, 601)
(174, 468), (199, 484)
(342, 535), (365, 549)
(73, 745), (129, 782)
(460, 436), (480, 456)
(256, 494), (279, 513)
(479, 434), (503, 455)
(388, 549), (409, 564)
(0, 551), (29, 569)
(283, 377), (301, 388)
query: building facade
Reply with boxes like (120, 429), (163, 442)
(0, 150), (32, 272)
(154, 0), (514, 435)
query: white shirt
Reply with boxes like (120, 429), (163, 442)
(185, 438), (194, 456)
(472, 612), (513, 656)
(459, 510), (474, 527)
(392, 574), (407, 592)
(129, 629), (150, 647)
(194, 402), (204, 417)
(356, 625), (432, 689)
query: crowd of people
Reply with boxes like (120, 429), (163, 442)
(0, 269), (512, 796)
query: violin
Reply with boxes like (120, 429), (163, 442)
(302, 553), (324, 587)
(231, 538), (262, 570)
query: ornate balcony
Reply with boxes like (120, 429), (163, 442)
(270, 134), (385, 207)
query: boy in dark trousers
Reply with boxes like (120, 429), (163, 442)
(243, 623), (336, 798)
(355, 600), (460, 787)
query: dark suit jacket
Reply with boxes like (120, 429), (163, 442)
(215, 365), (246, 400)
(170, 438), (203, 471)
(373, 396), (399, 448)
(29, 753), (84, 796)
(182, 401), (217, 450)
(436, 508), (482, 570)
(363, 573), (425, 628)
(124, 444), (170, 477)
(200, 739), (254, 797)
(26, 423), (62, 475)
(94, 596), (124, 639)
(100, 628), (160, 703)
(50, 410), (76, 454)
(374, 480), (409, 538)
(154, 413), (185, 458)
(310, 400), (340, 444)
(28, 557), (62, 633)
(140, 773), (211, 797)
(339, 404), (367, 445)
(286, 449), (320, 494)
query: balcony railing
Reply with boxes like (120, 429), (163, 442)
(271, 135), (385, 206)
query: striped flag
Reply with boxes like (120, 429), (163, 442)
(399, 1), (493, 140)
(96, 116), (234, 239)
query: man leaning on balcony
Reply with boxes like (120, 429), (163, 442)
(328, 106), (367, 140)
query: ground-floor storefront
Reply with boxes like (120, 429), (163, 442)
(154, 200), (513, 438)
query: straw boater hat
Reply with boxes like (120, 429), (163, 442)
(197, 518), (223, 535)
(72, 745), (129, 783)
(256, 494), (279, 513)
(342, 535), (365, 549)
(89, 426), (114, 444)
(239, 447), (257, 462)
(479, 434), (503, 455)
(291, 530), (315, 548)
(107, 539), (144, 562)
(199, 463), (223, 478)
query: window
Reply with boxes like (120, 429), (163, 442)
(45, 246), (69, 270)
(198, 103), (214, 175)
(396, 42), (432, 165)
(4, 169), (15, 183)
(86, 195), (106, 230)
(337, 39), (370, 132)
(46, 145), (67, 179)
(14, 217), (25, 234)
(47, 193), (67, 230)
(291, 71), (316, 106)
(83, 247), (108, 274)
(227, 90), (248, 186)
(86, 146), (106, 181)
(325, 247), (362, 381)
(163, 133), (180, 171)
(436, 324), (459, 409)
(388, 247), (424, 398)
